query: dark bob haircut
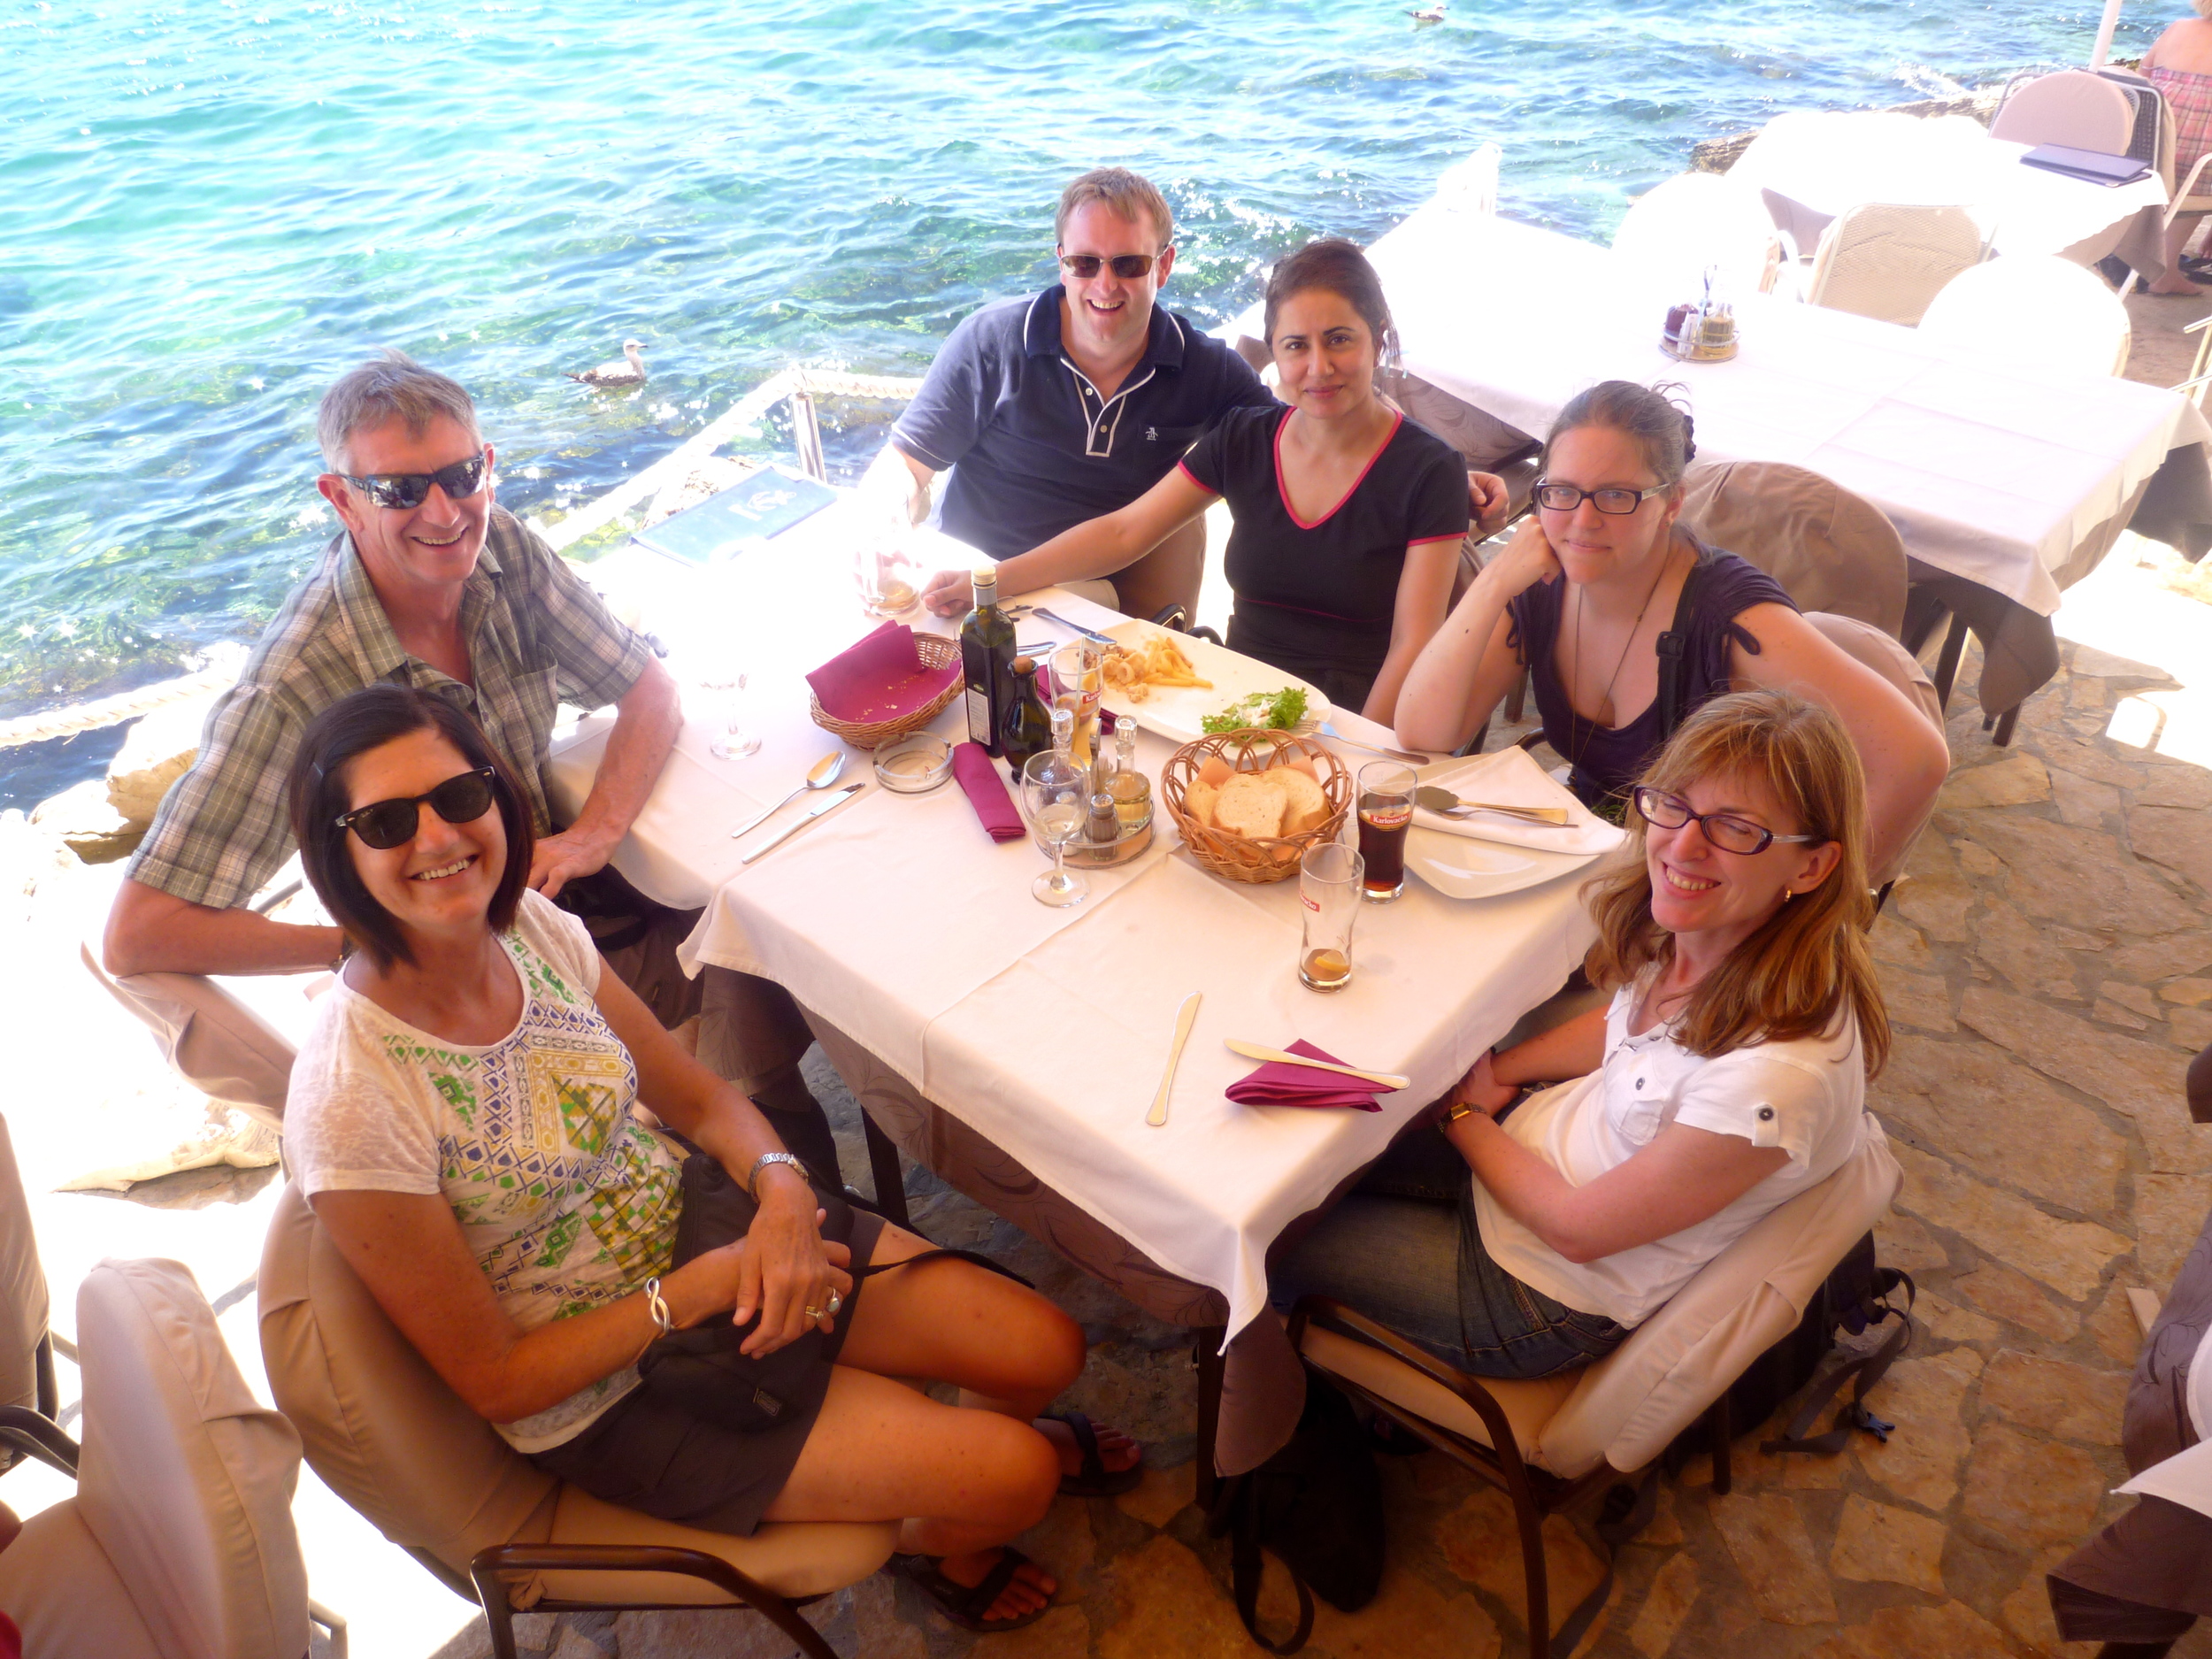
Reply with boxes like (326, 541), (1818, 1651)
(1263, 238), (1398, 371)
(287, 684), (534, 972)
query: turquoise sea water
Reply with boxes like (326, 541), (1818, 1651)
(0, 0), (2163, 743)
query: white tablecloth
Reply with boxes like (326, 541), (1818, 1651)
(1724, 111), (2170, 262)
(1355, 203), (2208, 616)
(547, 518), (1596, 1342)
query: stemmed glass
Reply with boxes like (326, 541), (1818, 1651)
(693, 668), (760, 760)
(1022, 749), (1090, 908)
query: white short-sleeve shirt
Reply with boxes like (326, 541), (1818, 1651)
(283, 888), (685, 1452)
(1472, 984), (1868, 1328)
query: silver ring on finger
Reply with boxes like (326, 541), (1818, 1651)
(824, 1288), (843, 1317)
(803, 1305), (822, 1320)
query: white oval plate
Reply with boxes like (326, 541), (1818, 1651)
(1096, 619), (1331, 746)
(1407, 826), (1599, 901)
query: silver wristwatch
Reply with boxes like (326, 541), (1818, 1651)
(745, 1151), (809, 1201)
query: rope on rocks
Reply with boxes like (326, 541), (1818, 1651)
(0, 645), (249, 754)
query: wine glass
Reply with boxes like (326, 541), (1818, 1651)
(1022, 749), (1089, 908)
(694, 668), (760, 760)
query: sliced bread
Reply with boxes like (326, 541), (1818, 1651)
(1213, 773), (1288, 839)
(1263, 765), (1330, 836)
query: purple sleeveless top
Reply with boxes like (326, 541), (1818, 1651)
(1507, 540), (1795, 804)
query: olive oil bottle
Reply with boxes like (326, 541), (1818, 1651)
(959, 566), (1016, 755)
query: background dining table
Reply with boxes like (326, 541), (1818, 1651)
(548, 500), (1601, 1478)
(1229, 193), (2212, 740)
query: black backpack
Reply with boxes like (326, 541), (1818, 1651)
(1206, 1372), (1383, 1654)
(1698, 1229), (1916, 1461)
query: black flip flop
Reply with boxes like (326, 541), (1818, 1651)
(893, 1547), (1050, 1633)
(1044, 1409), (1142, 1497)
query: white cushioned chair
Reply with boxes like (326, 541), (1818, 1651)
(0, 1257), (322, 1659)
(1294, 1117), (1902, 1659)
(1801, 203), (1985, 326)
(257, 1183), (899, 1659)
(0, 1117), (54, 1439)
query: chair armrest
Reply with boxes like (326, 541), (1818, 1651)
(1291, 1295), (1530, 1463)
(469, 1544), (833, 1659)
(0, 1406), (80, 1479)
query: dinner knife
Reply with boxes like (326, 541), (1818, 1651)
(739, 783), (863, 864)
(1223, 1041), (1411, 1092)
(1148, 992), (1202, 1127)
(1317, 721), (1432, 765)
(1033, 606), (1117, 647)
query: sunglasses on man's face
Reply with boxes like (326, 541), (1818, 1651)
(336, 452), (489, 511)
(335, 767), (499, 850)
(1058, 252), (1161, 280)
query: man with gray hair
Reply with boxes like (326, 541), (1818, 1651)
(104, 349), (842, 1179)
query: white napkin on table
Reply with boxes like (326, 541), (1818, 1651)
(1410, 745), (1626, 856)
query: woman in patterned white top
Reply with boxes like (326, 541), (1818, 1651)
(282, 685), (1125, 1631)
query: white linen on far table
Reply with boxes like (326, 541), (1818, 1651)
(1362, 204), (2208, 615)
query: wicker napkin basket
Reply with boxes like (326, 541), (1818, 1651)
(808, 634), (964, 749)
(1161, 729), (1352, 884)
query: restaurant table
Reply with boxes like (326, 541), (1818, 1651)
(1304, 198), (2212, 729)
(1722, 110), (2172, 278)
(547, 502), (1600, 1479)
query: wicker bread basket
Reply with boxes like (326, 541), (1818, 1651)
(808, 634), (964, 749)
(1161, 729), (1352, 884)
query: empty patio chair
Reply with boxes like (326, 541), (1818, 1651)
(1802, 203), (1986, 326)
(1610, 171), (1787, 300)
(1294, 1118), (1902, 1659)
(0, 1118), (54, 1448)
(258, 1184), (899, 1659)
(0, 1257), (331, 1659)
(1990, 68), (2139, 155)
(1918, 255), (2132, 377)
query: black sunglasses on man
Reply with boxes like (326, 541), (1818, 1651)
(334, 451), (490, 511)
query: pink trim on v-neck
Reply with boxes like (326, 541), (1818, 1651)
(1272, 406), (1403, 530)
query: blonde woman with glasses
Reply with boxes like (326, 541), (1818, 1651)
(1273, 691), (1886, 1378)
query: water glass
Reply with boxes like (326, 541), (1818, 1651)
(693, 668), (760, 760)
(1022, 749), (1090, 908)
(1356, 761), (1416, 902)
(1046, 640), (1103, 769)
(854, 522), (920, 618)
(1298, 842), (1364, 993)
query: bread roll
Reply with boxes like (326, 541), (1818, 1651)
(1184, 779), (1219, 828)
(1264, 765), (1329, 836)
(1214, 774), (1288, 839)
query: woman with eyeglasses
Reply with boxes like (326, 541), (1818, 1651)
(1273, 691), (1885, 1378)
(279, 684), (1133, 1632)
(922, 238), (1491, 723)
(1393, 380), (1946, 876)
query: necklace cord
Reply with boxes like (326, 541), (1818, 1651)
(1567, 534), (1681, 774)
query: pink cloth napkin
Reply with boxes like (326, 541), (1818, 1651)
(953, 742), (1025, 842)
(1225, 1039), (1384, 1112)
(805, 621), (960, 723)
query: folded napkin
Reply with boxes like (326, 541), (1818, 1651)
(1409, 744), (1624, 856)
(952, 742), (1025, 843)
(1225, 1040), (1384, 1112)
(805, 620), (961, 724)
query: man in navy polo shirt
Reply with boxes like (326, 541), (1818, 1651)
(868, 167), (1278, 622)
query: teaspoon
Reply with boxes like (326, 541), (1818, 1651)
(731, 751), (847, 839)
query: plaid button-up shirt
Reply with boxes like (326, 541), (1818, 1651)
(127, 507), (653, 911)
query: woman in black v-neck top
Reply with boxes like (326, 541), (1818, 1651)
(1178, 401), (1467, 710)
(919, 239), (1494, 722)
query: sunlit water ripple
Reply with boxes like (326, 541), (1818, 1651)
(0, 0), (2156, 756)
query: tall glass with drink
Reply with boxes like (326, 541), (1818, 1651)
(1298, 842), (1364, 992)
(1046, 640), (1103, 770)
(1356, 760), (1416, 902)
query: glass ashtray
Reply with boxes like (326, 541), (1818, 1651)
(873, 733), (953, 794)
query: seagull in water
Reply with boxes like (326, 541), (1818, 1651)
(567, 340), (648, 388)
(1407, 2), (1445, 19)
